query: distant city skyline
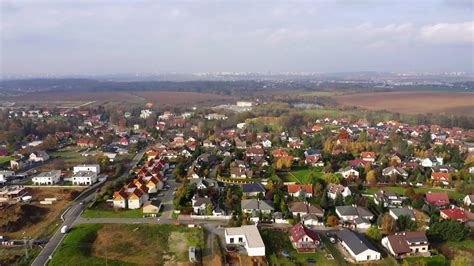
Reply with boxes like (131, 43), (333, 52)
(1, 0), (473, 75)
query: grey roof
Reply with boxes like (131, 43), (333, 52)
(241, 199), (274, 211)
(242, 182), (265, 194)
(354, 217), (370, 225)
(336, 206), (359, 216)
(390, 208), (415, 220)
(336, 228), (379, 255)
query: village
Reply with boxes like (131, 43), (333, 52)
(0, 100), (473, 266)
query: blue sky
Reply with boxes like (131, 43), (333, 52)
(1, 0), (473, 75)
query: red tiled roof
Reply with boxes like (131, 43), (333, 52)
(440, 208), (467, 222)
(288, 184), (313, 194)
(431, 172), (450, 181)
(289, 223), (320, 243)
(425, 192), (449, 207)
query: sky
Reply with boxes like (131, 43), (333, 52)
(1, 0), (473, 75)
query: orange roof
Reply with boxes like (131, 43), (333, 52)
(288, 184), (313, 194)
(361, 152), (376, 158)
(431, 172), (450, 181)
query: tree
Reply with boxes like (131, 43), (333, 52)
(206, 203), (213, 215)
(405, 187), (416, 199)
(366, 170), (377, 186)
(42, 135), (58, 150)
(322, 173), (340, 184)
(396, 215), (418, 231)
(427, 219), (469, 242)
(327, 215), (338, 227)
(334, 193), (344, 206)
(320, 189), (330, 210)
(367, 225), (382, 241)
(381, 213), (396, 233)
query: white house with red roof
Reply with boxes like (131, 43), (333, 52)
(288, 184), (313, 198)
(361, 152), (376, 163)
(289, 223), (321, 252)
(431, 172), (450, 185)
(425, 192), (449, 208)
(440, 208), (468, 222)
(119, 138), (129, 146)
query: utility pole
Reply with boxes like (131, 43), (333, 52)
(23, 235), (29, 260)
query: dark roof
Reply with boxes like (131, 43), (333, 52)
(242, 183), (266, 194)
(336, 228), (379, 255)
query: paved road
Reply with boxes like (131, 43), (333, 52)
(31, 149), (147, 266)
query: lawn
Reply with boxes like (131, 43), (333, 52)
(402, 254), (448, 266)
(287, 167), (323, 184)
(81, 208), (145, 218)
(0, 156), (12, 165)
(446, 239), (474, 249)
(260, 228), (342, 266)
(365, 186), (465, 200)
(50, 223), (204, 266)
(81, 201), (146, 218)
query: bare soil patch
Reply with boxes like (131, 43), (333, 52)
(333, 91), (474, 116)
(0, 187), (82, 238)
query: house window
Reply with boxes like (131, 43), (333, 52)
(367, 255), (370, 260)
(238, 237), (243, 242)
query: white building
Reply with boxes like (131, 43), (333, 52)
(0, 171), (15, 184)
(73, 164), (101, 174)
(33, 170), (61, 185)
(336, 228), (380, 262)
(225, 225), (265, 257)
(72, 171), (97, 186)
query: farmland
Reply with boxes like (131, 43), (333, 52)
(49, 224), (204, 266)
(333, 91), (474, 117)
(7, 90), (233, 107)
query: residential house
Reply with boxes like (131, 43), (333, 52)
(113, 185), (149, 209)
(73, 164), (100, 174)
(225, 225), (265, 257)
(425, 192), (449, 208)
(230, 166), (253, 179)
(143, 200), (162, 216)
(72, 171), (97, 185)
(289, 223), (320, 252)
(33, 170), (61, 185)
(0, 171), (15, 184)
(440, 208), (468, 222)
(338, 166), (359, 179)
(463, 195), (474, 206)
(327, 183), (351, 200)
(241, 199), (274, 219)
(382, 166), (408, 179)
(431, 172), (450, 186)
(304, 149), (323, 166)
(241, 183), (266, 197)
(382, 231), (430, 258)
(29, 150), (50, 163)
(77, 139), (95, 148)
(192, 195), (212, 215)
(361, 152), (376, 163)
(289, 201), (324, 218)
(336, 205), (374, 222)
(389, 208), (416, 221)
(336, 228), (381, 262)
(420, 157), (443, 168)
(288, 184), (313, 198)
(374, 190), (403, 207)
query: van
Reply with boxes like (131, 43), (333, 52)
(61, 225), (68, 234)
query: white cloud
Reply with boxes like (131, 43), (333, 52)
(420, 21), (474, 44)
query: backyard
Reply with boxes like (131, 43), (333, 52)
(260, 228), (343, 266)
(283, 167), (323, 184)
(50, 223), (204, 266)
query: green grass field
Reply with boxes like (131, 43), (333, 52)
(81, 208), (145, 218)
(287, 167), (323, 184)
(50, 223), (203, 266)
(0, 156), (12, 165)
(49, 151), (81, 158)
(365, 186), (465, 200)
(446, 239), (474, 249)
(402, 254), (448, 266)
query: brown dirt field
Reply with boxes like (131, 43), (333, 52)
(333, 91), (474, 116)
(0, 187), (82, 239)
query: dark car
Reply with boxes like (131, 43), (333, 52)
(307, 258), (316, 264)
